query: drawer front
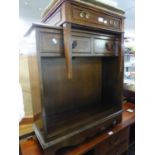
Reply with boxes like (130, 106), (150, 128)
(71, 6), (121, 31)
(38, 29), (118, 56)
(93, 38), (116, 55)
(95, 127), (129, 155)
(40, 30), (63, 53)
(72, 36), (91, 54)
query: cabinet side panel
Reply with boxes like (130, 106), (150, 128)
(26, 29), (44, 134)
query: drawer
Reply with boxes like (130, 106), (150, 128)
(95, 127), (129, 155)
(39, 30), (63, 53)
(38, 28), (119, 56)
(93, 37), (116, 55)
(71, 36), (91, 54)
(71, 5), (121, 31)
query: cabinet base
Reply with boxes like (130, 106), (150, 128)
(34, 110), (123, 155)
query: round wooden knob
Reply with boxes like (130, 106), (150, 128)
(80, 11), (85, 18)
(85, 13), (90, 19)
(105, 42), (113, 51)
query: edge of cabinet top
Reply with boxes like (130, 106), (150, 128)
(25, 23), (62, 37)
(25, 22), (124, 38)
(41, 0), (125, 22)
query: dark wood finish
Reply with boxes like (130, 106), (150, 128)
(124, 89), (135, 104)
(72, 35), (91, 54)
(29, 26), (120, 57)
(45, 8), (62, 26)
(25, 23), (124, 152)
(20, 102), (134, 155)
(62, 23), (72, 79)
(39, 29), (63, 53)
(59, 103), (134, 155)
(19, 144), (22, 155)
(71, 5), (121, 31)
(71, 30), (120, 56)
(40, 0), (125, 95)
(95, 140), (128, 155)
(94, 127), (129, 155)
(25, 0), (125, 153)
(42, 0), (125, 32)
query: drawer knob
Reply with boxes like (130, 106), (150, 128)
(80, 11), (85, 18)
(72, 40), (77, 49)
(80, 11), (90, 19)
(105, 42), (113, 51)
(85, 13), (90, 19)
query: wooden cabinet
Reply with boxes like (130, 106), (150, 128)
(42, 0), (125, 32)
(41, 0), (125, 78)
(24, 0), (125, 154)
(25, 24), (123, 155)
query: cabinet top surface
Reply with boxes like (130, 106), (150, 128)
(25, 22), (124, 38)
(24, 23), (62, 37)
(42, 0), (125, 20)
